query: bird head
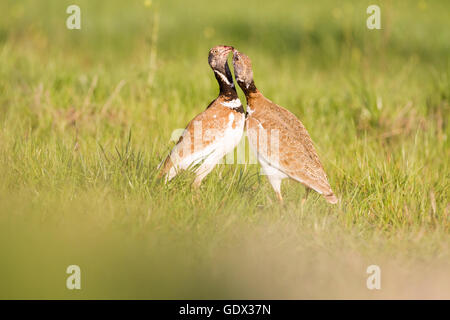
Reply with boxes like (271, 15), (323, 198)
(232, 49), (254, 90)
(208, 45), (233, 74)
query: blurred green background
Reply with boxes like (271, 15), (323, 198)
(0, 0), (449, 299)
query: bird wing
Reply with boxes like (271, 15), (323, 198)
(159, 99), (244, 177)
(247, 98), (334, 196)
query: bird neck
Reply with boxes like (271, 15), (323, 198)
(240, 80), (260, 100)
(214, 63), (238, 99)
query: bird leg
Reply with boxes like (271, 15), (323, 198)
(301, 187), (311, 206)
(192, 159), (217, 189)
(276, 192), (284, 204)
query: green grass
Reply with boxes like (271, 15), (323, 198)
(0, 0), (449, 299)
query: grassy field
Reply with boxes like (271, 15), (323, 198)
(0, 0), (449, 299)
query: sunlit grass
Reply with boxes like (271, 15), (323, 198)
(0, 0), (449, 299)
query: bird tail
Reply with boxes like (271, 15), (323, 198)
(324, 193), (338, 204)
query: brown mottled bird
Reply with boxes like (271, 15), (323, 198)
(158, 46), (245, 187)
(232, 49), (338, 204)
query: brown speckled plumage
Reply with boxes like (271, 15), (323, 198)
(159, 46), (245, 187)
(233, 49), (337, 204)
(159, 96), (244, 174)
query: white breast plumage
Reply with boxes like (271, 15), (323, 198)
(221, 98), (241, 108)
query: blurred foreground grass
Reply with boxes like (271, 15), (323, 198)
(0, 0), (449, 298)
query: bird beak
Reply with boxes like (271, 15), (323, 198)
(223, 46), (234, 53)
